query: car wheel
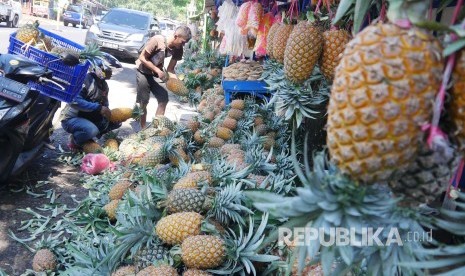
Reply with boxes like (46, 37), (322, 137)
(64, 21), (69, 26)
(12, 15), (19, 28)
(82, 22), (86, 29)
(73, 23), (76, 27)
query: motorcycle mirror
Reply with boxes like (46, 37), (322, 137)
(60, 53), (80, 66)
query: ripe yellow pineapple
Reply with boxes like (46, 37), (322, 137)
(181, 235), (225, 269)
(166, 76), (189, 96)
(139, 148), (166, 167)
(185, 117), (201, 133)
(451, 50), (465, 153)
(110, 105), (142, 123)
(183, 269), (213, 276)
(169, 146), (190, 166)
(272, 23), (294, 63)
(230, 99), (245, 110)
(216, 127), (233, 141)
(104, 131), (119, 151)
(112, 265), (136, 276)
(32, 249), (57, 272)
(320, 29), (351, 82)
(208, 137), (225, 148)
(266, 23), (280, 59)
(222, 117), (237, 130)
(136, 265), (178, 276)
(16, 20), (40, 43)
(284, 21), (323, 84)
(155, 212), (204, 245)
(109, 179), (133, 200)
(103, 199), (120, 221)
(327, 21), (443, 183)
(165, 188), (207, 213)
(173, 171), (212, 189)
(82, 140), (102, 153)
(153, 115), (175, 130)
(227, 108), (243, 120)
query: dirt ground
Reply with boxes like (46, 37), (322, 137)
(0, 125), (134, 275)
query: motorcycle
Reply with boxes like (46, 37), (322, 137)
(0, 53), (79, 184)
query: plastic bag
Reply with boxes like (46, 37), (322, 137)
(81, 153), (111, 175)
(254, 12), (275, 57)
(235, 1), (252, 34)
(246, 2), (264, 37)
(217, 0), (238, 33)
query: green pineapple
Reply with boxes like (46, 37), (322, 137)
(134, 243), (169, 272)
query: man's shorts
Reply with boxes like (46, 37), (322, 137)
(136, 70), (169, 106)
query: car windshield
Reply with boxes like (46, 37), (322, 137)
(101, 10), (149, 30)
(67, 5), (83, 13)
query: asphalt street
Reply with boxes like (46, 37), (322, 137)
(0, 15), (196, 131)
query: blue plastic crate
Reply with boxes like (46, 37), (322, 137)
(222, 79), (270, 104)
(8, 27), (90, 102)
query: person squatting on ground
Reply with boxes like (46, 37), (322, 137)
(60, 61), (121, 151)
(135, 25), (192, 129)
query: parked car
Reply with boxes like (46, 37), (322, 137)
(93, 10), (107, 24)
(158, 19), (177, 37)
(0, 0), (21, 27)
(85, 8), (160, 60)
(63, 4), (94, 28)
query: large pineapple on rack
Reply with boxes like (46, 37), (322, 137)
(272, 23), (294, 63)
(320, 29), (351, 82)
(284, 19), (323, 84)
(450, 51), (465, 154)
(327, 0), (444, 183)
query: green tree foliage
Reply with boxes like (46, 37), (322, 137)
(102, 0), (192, 21)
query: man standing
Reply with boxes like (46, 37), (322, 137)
(136, 25), (192, 129)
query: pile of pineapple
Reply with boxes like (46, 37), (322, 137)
(222, 60), (263, 80)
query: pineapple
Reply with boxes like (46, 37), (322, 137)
(32, 249), (57, 272)
(266, 23), (280, 59)
(256, 124), (268, 136)
(103, 199), (120, 221)
(220, 144), (241, 155)
(263, 135), (276, 151)
(112, 265), (136, 276)
(227, 108), (243, 120)
(104, 131), (119, 151)
(153, 115), (175, 131)
(165, 188), (208, 213)
(254, 116), (264, 126)
(173, 171), (212, 189)
(320, 29), (351, 82)
(109, 179), (133, 200)
(136, 265), (178, 276)
(451, 50), (465, 153)
(140, 148), (166, 167)
(155, 212), (204, 245)
(194, 130), (206, 145)
(183, 269), (212, 276)
(284, 21), (323, 84)
(389, 144), (460, 207)
(208, 137), (225, 148)
(184, 117), (201, 133)
(327, 14), (443, 183)
(222, 117), (237, 130)
(216, 127), (233, 141)
(230, 99), (245, 110)
(82, 140), (102, 153)
(16, 20), (40, 43)
(181, 235), (225, 269)
(169, 146), (190, 166)
(110, 105), (143, 123)
(167, 76), (189, 96)
(134, 245), (169, 272)
(179, 214), (278, 273)
(272, 23), (294, 63)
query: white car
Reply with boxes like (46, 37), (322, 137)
(0, 0), (22, 28)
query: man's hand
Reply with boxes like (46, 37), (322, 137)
(157, 70), (168, 82)
(100, 106), (112, 120)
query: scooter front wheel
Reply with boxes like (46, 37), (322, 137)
(0, 131), (25, 185)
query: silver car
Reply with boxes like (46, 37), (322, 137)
(85, 8), (160, 60)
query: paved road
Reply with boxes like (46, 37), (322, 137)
(0, 15), (196, 132)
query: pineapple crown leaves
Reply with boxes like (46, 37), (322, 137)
(209, 183), (253, 226)
(105, 210), (159, 266)
(209, 213), (280, 276)
(62, 236), (117, 275)
(401, 194), (465, 273)
(332, 0), (383, 34)
(267, 66), (330, 128)
(244, 145), (277, 175)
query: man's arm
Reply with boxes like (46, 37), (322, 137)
(166, 58), (177, 74)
